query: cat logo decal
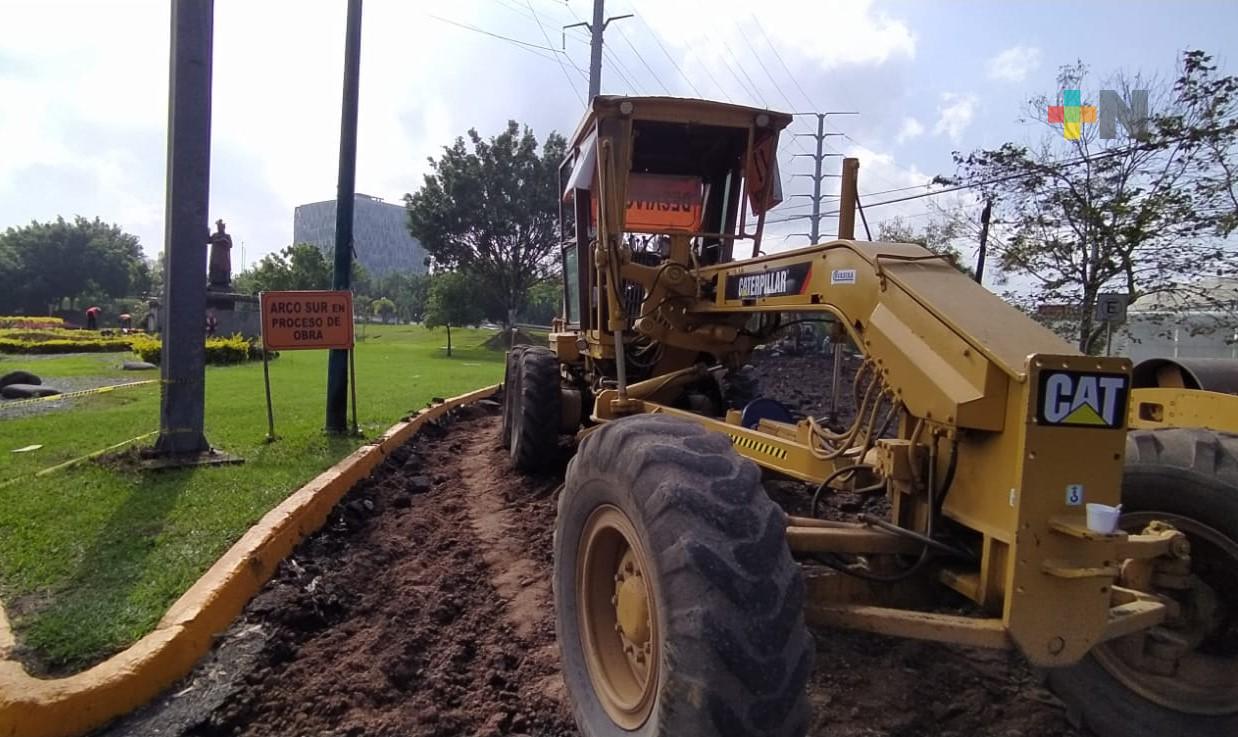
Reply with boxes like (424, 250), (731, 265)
(1036, 370), (1129, 428)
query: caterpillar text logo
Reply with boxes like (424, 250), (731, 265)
(724, 262), (812, 300)
(1036, 370), (1129, 428)
(737, 271), (787, 298)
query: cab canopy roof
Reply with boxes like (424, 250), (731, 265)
(567, 95), (794, 149)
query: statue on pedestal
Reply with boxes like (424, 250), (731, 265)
(207, 219), (233, 291)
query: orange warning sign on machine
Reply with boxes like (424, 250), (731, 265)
(624, 173), (703, 232)
(260, 290), (354, 350)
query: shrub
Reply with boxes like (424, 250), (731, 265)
(0, 316), (66, 330)
(129, 333), (272, 366)
(0, 329), (132, 354)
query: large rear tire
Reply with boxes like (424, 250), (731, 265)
(554, 414), (813, 737)
(510, 346), (561, 472)
(1047, 428), (1238, 737)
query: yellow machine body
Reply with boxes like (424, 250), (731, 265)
(549, 95), (1220, 668)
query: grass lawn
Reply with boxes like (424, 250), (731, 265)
(0, 324), (504, 674)
(0, 351), (134, 380)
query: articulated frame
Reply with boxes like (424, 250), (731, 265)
(573, 239), (1190, 668)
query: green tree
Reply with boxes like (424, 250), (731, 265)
(405, 121), (566, 327)
(877, 216), (974, 277)
(519, 278), (563, 325)
(400, 273), (430, 323)
(939, 51), (1238, 353)
(0, 241), (20, 310)
(424, 270), (484, 356)
(234, 243), (331, 293)
(370, 271), (429, 323)
(1169, 51), (1238, 239)
(353, 293), (374, 323)
(350, 261), (373, 298)
(148, 251), (166, 300)
(0, 216), (148, 313)
(371, 296), (396, 323)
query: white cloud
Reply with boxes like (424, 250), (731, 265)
(0, 0), (584, 262)
(933, 93), (978, 142)
(987, 45), (1041, 83)
(895, 117), (924, 144)
(0, 0), (925, 267)
(638, 0), (914, 104)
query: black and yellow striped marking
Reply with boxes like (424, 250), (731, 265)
(727, 432), (789, 460)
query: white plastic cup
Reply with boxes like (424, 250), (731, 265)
(1086, 503), (1122, 534)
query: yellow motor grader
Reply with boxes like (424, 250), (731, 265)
(501, 96), (1238, 737)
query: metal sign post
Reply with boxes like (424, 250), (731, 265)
(260, 290), (357, 440)
(1095, 293), (1128, 356)
(349, 348), (359, 435)
(262, 345), (276, 442)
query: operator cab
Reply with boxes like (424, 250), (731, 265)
(558, 96), (793, 329)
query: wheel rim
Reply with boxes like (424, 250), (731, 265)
(1096, 510), (1238, 715)
(577, 505), (659, 729)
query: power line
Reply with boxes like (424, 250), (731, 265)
(815, 126), (1238, 217)
(751, 14), (819, 111)
(732, 17), (796, 113)
(860, 182), (940, 198)
(717, 36), (766, 106)
(524, 0), (585, 105)
(425, 13), (561, 59)
(567, 30), (638, 91)
(680, 1), (762, 104)
(680, 45), (734, 102)
(603, 45), (641, 92)
(625, 0), (731, 102)
(483, 0), (539, 24)
(765, 212), (837, 226)
(632, 8), (702, 97)
(734, 25), (816, 162)
(612, 21), (671, 94)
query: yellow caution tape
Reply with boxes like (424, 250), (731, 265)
(0, 380), (157, 411)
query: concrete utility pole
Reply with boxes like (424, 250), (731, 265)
(588, 0), (604, 99)
(326, 0), (363, 434)
(564, 0), (632, 99)
(789, 112), (857, 243)
(155, 0), (214, 456)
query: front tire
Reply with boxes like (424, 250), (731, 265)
(554, 414), (813, 737)
(1047, 428), (1238, 737)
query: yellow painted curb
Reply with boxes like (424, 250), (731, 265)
(0, 384), (500, 737)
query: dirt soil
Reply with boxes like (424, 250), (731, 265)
(99, 370), (1079, 737)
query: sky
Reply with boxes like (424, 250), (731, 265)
(0, 0), (1235, 272)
